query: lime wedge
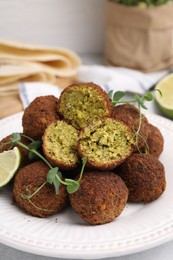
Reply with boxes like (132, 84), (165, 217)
(155, 74), (173, 119)
(0, 147), (21, 188)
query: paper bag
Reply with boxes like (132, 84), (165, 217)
(105, 1), (173, 72)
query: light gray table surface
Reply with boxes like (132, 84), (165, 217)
(1, 54), (173, 259)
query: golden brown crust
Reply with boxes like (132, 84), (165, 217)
(69, 171), (128, 225)
(22, 95), (59, 140)
(111, 104), (149, 149)
(145, 124), (164, 158)
(13, 161), (68, 217)
(120, 153), (166, 203)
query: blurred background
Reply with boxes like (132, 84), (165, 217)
(0, 0), (105, 56)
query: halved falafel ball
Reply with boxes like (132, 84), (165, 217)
(42, 120), (79, 170)
(142, 123), (164, 158)
(22, 95), (59, 140)
(78, 118), (135, 170)
(13, 161), (68, 217)
(0, 134), (31, 167)
(69, 171), (128, 225)
(120, 153), (166, 203)
(57, 82), (112, 129)
(111, 104), (149, 150)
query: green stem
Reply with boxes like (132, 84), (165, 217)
(56, 174), (68, 186)
(20, 134), (35, 142)
(22, 180), (48, 200)
(15, 141), (30, 151)
(135, 104), (142, 137)
(78, 157), (87, 182)
(32, 149), (53, 169)
(16, 141), (53, 169)
(112, 99), (136, 105)
(16, 140), (67, 185)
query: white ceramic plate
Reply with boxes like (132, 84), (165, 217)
(0, 112), (173, 259)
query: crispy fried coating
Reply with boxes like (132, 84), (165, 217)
(22, 95), (59, 140)
(57, 82), (112, 129)
(69, 171), (128, 225)
(13, 161), (68, 217)
(111, 104), (149, 149)
(144, 123), (164, 158)
(120, 153), (166, 203)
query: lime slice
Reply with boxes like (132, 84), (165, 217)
(0, 147), (21, 188)
(155, 74), (173, 119)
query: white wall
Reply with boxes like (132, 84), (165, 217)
(0, 0), (105, 54)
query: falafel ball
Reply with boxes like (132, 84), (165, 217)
(111, 104), (149, 149)
(142, 123), (164, 158)
(13, 161), (68, 217)
(78, 118), (135, 170)
(22, 95), (59, 140)
(69, 171), (128, 225)
(0, 134), (31, 166)
(57, 82), (112, 129)
(42, 120), (79, 170)
(120, 153), (166, 203)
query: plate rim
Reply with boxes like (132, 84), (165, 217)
(0, 112), (173, 259)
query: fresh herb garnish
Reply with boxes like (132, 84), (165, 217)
(11, 133), (87, 198)
(108, 90), (155, 150)
(108, 90), (154, 106)
(109, 0), (171, 7)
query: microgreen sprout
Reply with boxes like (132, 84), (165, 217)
(108, 90), (154, 106)
(11, 133), (87, 199)
(108, 90), (155, 150)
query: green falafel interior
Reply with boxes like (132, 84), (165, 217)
(57, 82), (112, 129)
(0, 82), (166, 224)
(10, 132), (87, 196)
(78, 118), (135, 170)
(42, 120), (79, 170)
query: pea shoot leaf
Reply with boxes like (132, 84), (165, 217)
(143, 92), (154, 101)
(135, 95), (147, 110)
(113, 91), (125, 102)
(28, 140), (42, 160)
(108, 90), (114, 99)
(28, 140), (42, 150)
(65, 179), (80, 194)
(28, 151), (37, 160)
(47, 167), (62, 194)
(11, 132), (21, 143)
(54, 175), (62, 194)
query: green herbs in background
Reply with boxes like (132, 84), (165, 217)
(11, 133), (87, 197)
(109, 0), (173, 7)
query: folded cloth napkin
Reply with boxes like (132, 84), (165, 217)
(77, 65), (172, 95)
(19, 64), (172, 110)
(19, 82), (62, 108)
